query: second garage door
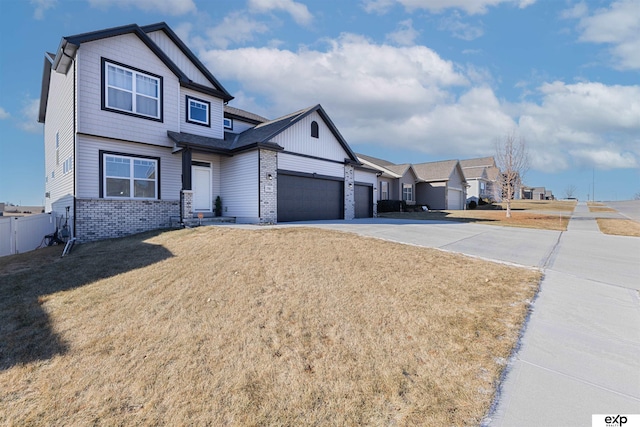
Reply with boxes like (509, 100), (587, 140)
(447, 188), (463, 210)
(277, 173), (344, 222)
(354, 184), (373, 218)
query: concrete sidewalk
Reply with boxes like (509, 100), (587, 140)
(486, 202), (640, 426)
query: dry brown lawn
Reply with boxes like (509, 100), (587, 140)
(0, 227), (540, 426)
(596, 218), (640, 237)
(587, 202), (616, 212)
(380, 210), (570, 231)
(498, 199), (577, 212)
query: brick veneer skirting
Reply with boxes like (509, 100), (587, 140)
(75, 198), (180, 242)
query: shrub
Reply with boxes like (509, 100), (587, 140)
(468, 200), (477, 210)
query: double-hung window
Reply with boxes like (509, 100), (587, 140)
(103, 153), (158, 199)
(402, 183), (413, 202)
(103, 59), (162, 120)
(380, 181), (389, 200)
(186, 96), (210, 126)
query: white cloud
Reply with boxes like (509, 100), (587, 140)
(386, 19), (420, 46)
(206, 11), (270, 49)
(516, 81), (640, 171)
(87, 0), (196, 15)
(365, 0), (536, 15)
(200, 34), (637, 173)
(565, 0), (640, 70)
(438, 12), (484, 40)
(18, 98), (43, 134)
(248, 0), (313, 25)
(31, 0), (57, 20)
(361, 0), (396, 15)
(0, 107), (10, 120)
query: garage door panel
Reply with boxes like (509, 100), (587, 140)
(278, 174), (344, 222)
(354, 184), (373, 218)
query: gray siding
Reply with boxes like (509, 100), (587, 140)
(180, 87), (225, 139)
(278, 152), (344, 178)
(220, 151), (259, 222)
(272, 111), (349, 162)
(44, 60), (75, 214)
(76, 33), (180, 146)
(145, 30), (214, 88)
(75, 134), (182, 201)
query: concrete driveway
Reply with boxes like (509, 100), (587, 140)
(266, 202), (640, 426)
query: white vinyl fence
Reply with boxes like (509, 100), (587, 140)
(0, 213), (56, 257)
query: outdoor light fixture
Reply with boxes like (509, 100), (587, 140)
(267, 173), (273, 180)
(349, 183), (353, 188)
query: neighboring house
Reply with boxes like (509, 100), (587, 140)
(412, 160), (468, 210)
(532, 187), (546, 200)
(545, 190), (554, 200)
(460, 156), (501, 202)
(39, 23), (376, 242)
(356, 155), (467, 210)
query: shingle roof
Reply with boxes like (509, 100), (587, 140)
(385, 164), (412, 176)
(224, 105), (269, 124)
(356, 153), (396, 167)
(412, 160), (461, 182)
(462, 166), (487, 180)
(460, 156), (496, 168)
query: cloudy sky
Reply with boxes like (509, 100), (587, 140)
(0, 0), (639, 205)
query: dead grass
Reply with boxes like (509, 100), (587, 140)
(596, 218), (640, 237)
(380, 209), (570, 231)
(498, 199), (577, 212)
(0, 227), (540, 426)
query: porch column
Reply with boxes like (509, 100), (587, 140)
(182, 147), (192, 190)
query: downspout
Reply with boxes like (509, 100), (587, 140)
(72, 56), (77, 238)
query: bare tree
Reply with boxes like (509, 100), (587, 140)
(634, 192), (640, 201)
(564, 184), (578, 199)
(495, 131), (529, 217)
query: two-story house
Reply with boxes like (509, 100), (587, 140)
(39, 23), (377, 242)
(460, 157), (502, 203)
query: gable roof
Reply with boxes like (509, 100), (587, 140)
(169, 104), (359, 162)
(228, 104), (359, 162)
(462, 166), (488, 180)
(39, 22), (232, 123)
(140, 23), (233, 101)
(412, 159), (465, 183)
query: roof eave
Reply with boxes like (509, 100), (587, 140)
(38, 55), (54, 123)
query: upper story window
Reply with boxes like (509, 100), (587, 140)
(223, 117), (233, 130)
(102, 152), (158, 199)
(311, 121), (319, 138)
(102, 58), (162, 121)
(186, 96), (210, 127)
(402, 183), (413, 202)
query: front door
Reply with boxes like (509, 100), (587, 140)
(192, 165), (212, 212)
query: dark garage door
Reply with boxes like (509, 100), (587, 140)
(277, 173), (344, 222)
(354, 184), (373, 218)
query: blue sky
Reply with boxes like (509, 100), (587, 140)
(0, 0), (638, 205)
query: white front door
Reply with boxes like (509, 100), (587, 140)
(193, 165), (212, 212)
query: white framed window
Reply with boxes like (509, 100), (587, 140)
(402, 183), (413, 202)
(103, 59), (162, 120)
(63, 157), (73, 175)
(102, 152), (158, 199)
(186, 96), (210, 126)
(223, 117), (233, 129)
(380, 181), (389, 200)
